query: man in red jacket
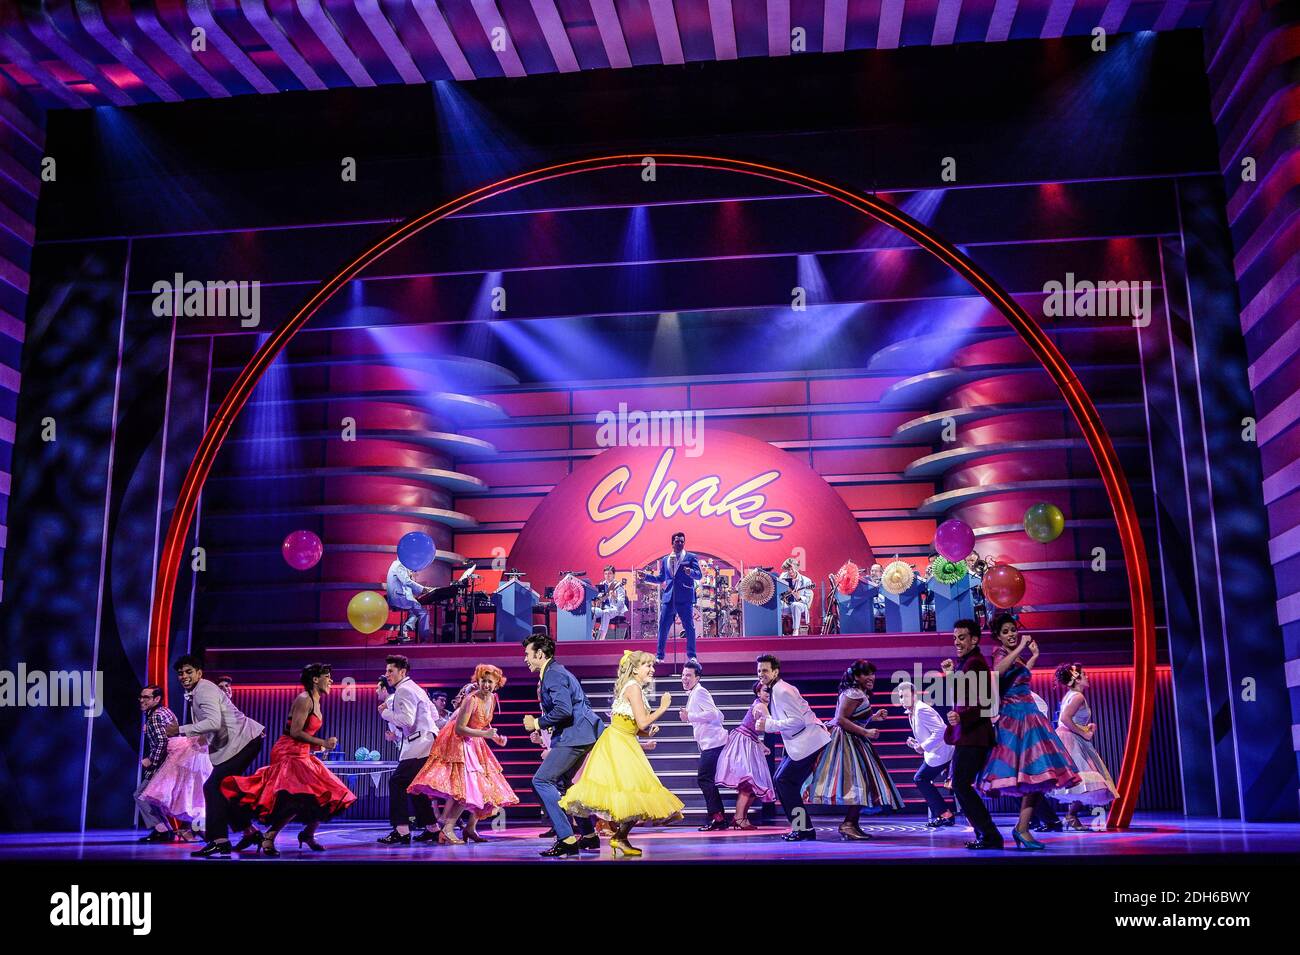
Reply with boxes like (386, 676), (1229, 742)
(941, 619), (1002, 849)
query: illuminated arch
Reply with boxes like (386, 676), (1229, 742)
(146, 154), (1155, 829)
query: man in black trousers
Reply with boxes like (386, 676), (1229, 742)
(377, 655), (440, 845)
(940, 619), (1003, 849)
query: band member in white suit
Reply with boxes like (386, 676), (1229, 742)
(778, 557), (815, 636)
(754, 653), (831, 841)
(376, 655), (440, 845)
(679, 661), (729, 831)
(385, 558), (430, 642)
(593, 565), (628, 640)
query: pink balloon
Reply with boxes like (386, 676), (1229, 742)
(934, 519), (975, 562)
(282, 530), (323, 571)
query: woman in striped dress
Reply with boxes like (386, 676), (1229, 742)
(803, 659), (904, 840)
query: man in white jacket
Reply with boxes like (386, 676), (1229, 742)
(680, 661), (729, 831)
(376, 655), (440, 845)
(754, 653), (831, 841)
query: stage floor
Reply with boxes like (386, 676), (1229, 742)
(6, 814), (1297, 864)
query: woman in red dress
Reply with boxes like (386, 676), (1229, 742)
(408, 664), (518, 844)
(221, 663), (356, 856)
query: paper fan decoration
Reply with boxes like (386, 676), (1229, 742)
(881, 559), (917, 595)
(836, 561), (861, 595)
(553, 574), (586, 612)
(739, 569), (775, 606)
(930, 557), (969, 585)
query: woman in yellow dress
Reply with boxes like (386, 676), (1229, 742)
(559, 650), (684, 856)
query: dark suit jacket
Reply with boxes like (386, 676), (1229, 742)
(537, 661), (604, 747)
(646, 552), (702, 606)
(943, 647), (996, 748)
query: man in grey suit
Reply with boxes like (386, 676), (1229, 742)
(166, 654), (266, 857)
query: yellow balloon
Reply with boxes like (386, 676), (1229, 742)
(347, 591), (389, 634)
(1023, 503), (1065, 543)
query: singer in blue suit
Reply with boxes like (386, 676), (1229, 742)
(641, 530), (703, 664)
(522, 633), (605, 857)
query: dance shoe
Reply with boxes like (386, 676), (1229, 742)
(537, 827), (557, 839)
(377, 830), (412, 845)
(138, 830), (174, 844)
(191, 841), (232, 858)
(412, 829), (440, 843)
(1012, 829), (1047, 850)
(1032, 820), (1064, 833)
(297, 832), (326, 852)
(780, 829), (817, 842)
(231, 829), (263, 852)
(539, 838), (581, 857)
(964, 838), (1004, 850)
(698, 816), (729, 832)
(837, 823), (872, 841)
(609, 838), (642, 858)
(578, 833), (601, 851)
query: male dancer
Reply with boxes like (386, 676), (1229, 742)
(593, 565), (628, 640)
(641, 530), (702, 664)
(754, 653), (831, 841)
(166, 654), (266, 857)
(377, 654), (440, 845)
(522, 634), (605, 857)
(679, 661), (729, 831)
(940, 618), (1002, 849)
(897, 681), (955, 827)
(135, 685), (178, 843)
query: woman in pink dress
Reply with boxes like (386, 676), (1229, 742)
(221, 663), (356, 856)
(408, 664), (519, 844)
(714, 681), (776, 829)
(139, 733), (212, 840)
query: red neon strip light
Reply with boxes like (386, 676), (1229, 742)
(146, 154), (1156, 830)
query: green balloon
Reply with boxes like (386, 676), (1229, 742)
(1024, 503), (1065, 543)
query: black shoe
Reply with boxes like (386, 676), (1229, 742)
(780, 829), (817, 842)
(925, 815), (956, 829)
(537, 827), (557, 839)
(1032, 820), (1063, 833)
(231, 829), (262, 852)
(412, 829), (440, 843)
(139, 830), (174, 843)
(191, 841), (232, 858)
(965, 838), (1005, 850)
(698, 817), (729, 832)
(377, 830), (412, 846)
(578, 833), (601, 852)
(539, 839), (582, 857)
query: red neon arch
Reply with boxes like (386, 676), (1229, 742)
(147, 154), (1155, 829)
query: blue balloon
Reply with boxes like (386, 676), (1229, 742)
(397, 531), (435, 572)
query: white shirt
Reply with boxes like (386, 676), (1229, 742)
(907, 701), (954, 767)
(764, 679), (831, 761)
(380, 677), (438, 761)
(780, 572), (814, 609)
(685, 684), (727, 751)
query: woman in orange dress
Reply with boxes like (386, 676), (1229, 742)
(408, 664), (519, 844)
(221, 663), (356, 856)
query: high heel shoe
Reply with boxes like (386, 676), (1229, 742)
(1012, 829), (1046, 850)
(297, 831), (325, 852)
(1063, 816), (1088, 832)
(731, 819), (755, 830)
(838, 822), (872, 841)
(438, 828), (465, 845)
(609, 837), (642, 857)
(462, 829), (486, 843)
(259, 837), (280, 858)
(231, 830), (262, 853)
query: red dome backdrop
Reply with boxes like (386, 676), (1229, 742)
(508, 429), (872, 585)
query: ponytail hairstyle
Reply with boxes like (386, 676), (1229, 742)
(838, 658), (877, 692)
(613, 649), (656, 704)
(1055, 662), (1084, 689)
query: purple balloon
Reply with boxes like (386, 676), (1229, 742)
(282, 530), (324, 571)
(934, 519), (974, 563)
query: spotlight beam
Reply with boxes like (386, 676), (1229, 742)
(146, 154), (1155, 830)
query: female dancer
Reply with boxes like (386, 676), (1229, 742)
(408, 664), (518, 844)
(1049, 662), (1119, 828)
(560, 650), (684, 856)
(714, 680), (775, 829)
(803, 659), (904, 840)
(221, 663), (356, 856)
(977, 613), (1081, 849)
(140, 731), (212, 841)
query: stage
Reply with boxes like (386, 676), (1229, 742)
(5, 815), (1297, 865)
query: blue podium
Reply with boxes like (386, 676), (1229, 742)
(741, 573), (788, 637)
(883, 578), (924, 632)
(557, 577), (599, 641)
(492, 580), (539, 643)
(930, 575), (975, 634)
(835, 580), (878, 634)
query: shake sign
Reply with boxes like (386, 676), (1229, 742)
(509, 430), (870, 586)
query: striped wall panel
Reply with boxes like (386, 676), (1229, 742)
(0, 70), (43, 602)
(1205, 0), (1300, 796)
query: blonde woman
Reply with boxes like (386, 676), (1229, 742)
(559, 650), (684, 856)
